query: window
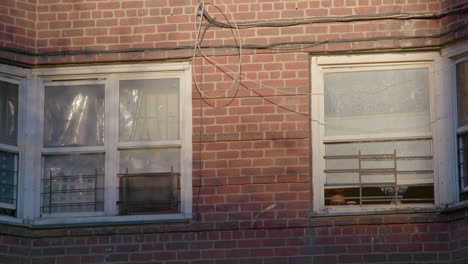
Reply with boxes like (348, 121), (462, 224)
(456, 56), (468, 200)
(311, 53), (449, 214)
(0, 77), (19, 216)
(0, 62), (192, 226)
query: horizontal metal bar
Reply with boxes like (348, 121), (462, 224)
(399, 198), (434, 201)
(396, 170), (433, 174)
(0, 169), (18, 173)
(325, 169), (433, 174)
(0, 183), (17, 187)
(42, 146), (105, 154)
(41, 188), (104, 195)
(324, 155), (432, 160)
(324, 183), (434, 188)
(325, 168), (395, 173)
(119, 200), (173, 205)
(324, 135), (432, 144)
(118, 172), (179, 177)
(42, 174), (104, 180)
(361, 196), (403, 199)
(41, 202), (104, 208)
(325, 183), (396, 187)
(118, 187), (178, 191)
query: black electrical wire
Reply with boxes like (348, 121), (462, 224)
(199, 50), (310, 118)
(2, 24), (466, 60)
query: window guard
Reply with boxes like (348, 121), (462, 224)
(324, 150), (434, 206)
(118, 168), (180, 215)
(41, 169), (104, 214)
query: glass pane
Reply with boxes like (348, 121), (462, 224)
(0, 80), (18, 145)
(324, 68), (430, 137)
(0, 150), (17, 205)
(119, 148), (180, 174)
(325, 139), (432, 157)
(42, 154), (104, 214)
(44, 84), (104, 147)
(325, 185), (434, 206)
(119, 79), (180, 142)
(457, 60), (468, 127)
(324, 139), (434, 206)
(459, 133), (468, 190)
(118, 148), (180, 214)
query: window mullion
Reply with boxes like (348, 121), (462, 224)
(21, 76), (43, 220)
(180, 70), (192, 218)
(104, 76), (118, 216)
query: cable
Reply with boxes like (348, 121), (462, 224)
(202, 2), (468, 29)
(192, 0), (243, 103)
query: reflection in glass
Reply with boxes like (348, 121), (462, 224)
(0, 80), (18, 146)
(120, 79), (179, 142)
(457, 61), (468, 127)
(44, 84), (104, 147)
(119, 148), (180, 174)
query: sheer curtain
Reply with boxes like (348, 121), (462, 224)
(119, 79), (179, 142)
(42, 84), (105, 213)
(0, 80), (18, 146)
(44, 84), (104, 147)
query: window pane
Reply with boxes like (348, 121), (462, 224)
(324, 68), (430, 137)
(119, 148), (180, 174)
(0, 150), (17, 205)
(119, 79), (180, 142)
(42, 154), (104, 214)
(324, 139), (434, 205)
(457, 61), (468, 127)
(118, 148), (180, 214)
(44, 84), (104, 147)
(0, 80), (18, 146)
(459, 133), (468, 191)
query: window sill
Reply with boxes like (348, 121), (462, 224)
(309, 202), (468, 219)
(0, 213), (191, 228)
(310, 204), (439, 218)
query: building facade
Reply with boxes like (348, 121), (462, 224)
(0, 0), (467, 263)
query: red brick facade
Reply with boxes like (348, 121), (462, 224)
(1, 0), (468, 263)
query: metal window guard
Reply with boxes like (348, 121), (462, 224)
(324, 150), (434, 205)
(118, 167), (180, 215)
(0, 152), (18, 216)
(41, 169), (104, 214)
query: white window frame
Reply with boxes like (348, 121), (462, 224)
(311, 52), (456, 215)
(445, 42), (468, 202)
(0, 64), (28, 224)
(0, 66), (25, 216)
(17, 62), (193, 226)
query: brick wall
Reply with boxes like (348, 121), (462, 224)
(1, 0), (468, 263)
(0, 211), (467, 263)
(0, 0), (466, 64)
